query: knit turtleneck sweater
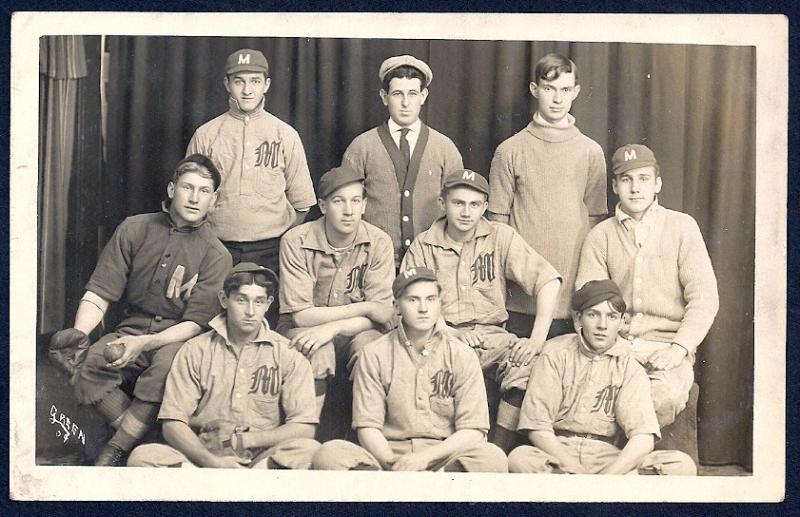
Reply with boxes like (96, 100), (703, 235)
(489, 113), (608, 318)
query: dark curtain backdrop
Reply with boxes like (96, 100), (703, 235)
(44, 36), (755, 466)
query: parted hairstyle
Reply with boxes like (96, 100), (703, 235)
(533, 53), (579, 84)
(223, 271), (278, 299)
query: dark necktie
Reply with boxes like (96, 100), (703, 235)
(399, 127), (411, 171)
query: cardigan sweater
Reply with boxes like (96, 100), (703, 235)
(342, 122), (463, 264)
(575, 203), (719, 356)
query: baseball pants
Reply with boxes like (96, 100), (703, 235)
(312, 438), (508, 472)
(73, 315), (182, 405)
(631, 339), (695, 428)
(508, 437), (696, 475)
(456, 324), (538, 394)
(279, 324), (385, 381)
(127, 437), (321, 469)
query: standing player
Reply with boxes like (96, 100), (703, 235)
(401, 169), (562, 453)
(509, 280), (696, 475)
(342, 54), (463, 266)
(488, 53), (607, 340)
(312, 267), (508, 472)
(48, 155), (232, 466)
(576, 144), (718, 427)
(186, 48), (316, 273)
(127, 263), (321, 469)
(279, 165), (395, 418)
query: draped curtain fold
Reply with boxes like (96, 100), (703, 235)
(38, 35), (87, 334)
(40, 36), (754, 467)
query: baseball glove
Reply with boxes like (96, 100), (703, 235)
(48, 328), (91, 378)
(197, 420), (252, 459)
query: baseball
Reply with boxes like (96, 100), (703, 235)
(104, 342), (126, 363)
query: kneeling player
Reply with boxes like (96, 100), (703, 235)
(508, 280), (696, 475)
(312, 267), (507, 472)
(128, 263), (320, 468)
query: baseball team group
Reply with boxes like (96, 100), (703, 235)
(47, 47), (719, 475)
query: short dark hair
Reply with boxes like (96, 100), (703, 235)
(382, 65), (426, 91)
(223, 272), (278, 299)
(533, 53), (579, 84)
(577, 294), (627, 315)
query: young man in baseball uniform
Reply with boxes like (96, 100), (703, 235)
(401, 169), (562, 453)
(312, 267), (508, 472)
(576, 144), (719, 427)
(488, 53), (607, 341)
(48, 155), (232, 466)
(127, 263), (321, 469)
(509, 280), (696, 475)
(342, 55), (463, 266)
(279, 165), (396, 419)
(186, 48), (316, 274)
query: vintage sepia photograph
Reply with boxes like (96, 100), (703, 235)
(10, 12), (786, 501)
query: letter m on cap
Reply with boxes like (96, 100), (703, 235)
(403, 268), (417, 278)
(462, 170), (476, 181)
(624, 149), (637, 161)
(238, 53), (251, 65)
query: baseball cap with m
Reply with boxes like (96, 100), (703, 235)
(225, 49), (269, 76)
(392, 267), (439, 298)
(611, 144), (658, 176)
(441, 169), (490, 196)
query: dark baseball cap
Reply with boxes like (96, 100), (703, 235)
(225, 49), (269, 76)
(611, 144), (658, 176)
(228, 262), (278, 284)
(441, 169), (490, 196)
(318, 165), (365, 199)
(175, 154), (222, 191)
(572, 279), (626, 313)
(393, 267), (438, 298)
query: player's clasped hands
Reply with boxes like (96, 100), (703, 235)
(389, 452), (431, 471)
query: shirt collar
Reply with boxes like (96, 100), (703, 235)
(226, 96), (267, 120)
(209, 313), (275, 347)
(396, 317), (449, 355)
(577, 330), (629, 358)
(300, 217), (371, 253)
(615, 198), (661, 227)
(422, 217), (493, 249)
(388, 117), (422, 135)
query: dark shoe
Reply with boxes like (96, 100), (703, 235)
(94, 443), (128, 467)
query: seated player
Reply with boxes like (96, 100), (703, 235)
(279, 165), (395, 416)
(576, 144), (719, 427)
(508, 280), (696, 475)
(400, 169), (562, 452)
(48, 154), (232, 466)
(312, 267), (508, 472)
(127, 263), (321, 468)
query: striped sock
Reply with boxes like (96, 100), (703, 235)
(94, 389), (132, 425)
(108, 399), (159, 452)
